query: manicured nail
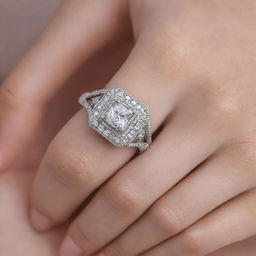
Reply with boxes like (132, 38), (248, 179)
(60, 236), (84, 256)
(30, 208), (52, 232)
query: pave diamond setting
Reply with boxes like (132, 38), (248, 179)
(79, 88), (152, 152)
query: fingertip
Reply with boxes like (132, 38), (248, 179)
(60, 236), (84, 256)
(30, 208), (52, 232)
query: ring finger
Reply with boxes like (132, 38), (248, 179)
(30, 37), (175, 232)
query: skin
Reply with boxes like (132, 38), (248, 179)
(1, 0), (256, 255)
(0, 30), (134, 256)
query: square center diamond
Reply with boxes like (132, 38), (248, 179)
(106, 102), (134, 131)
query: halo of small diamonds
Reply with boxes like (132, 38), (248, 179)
(79, 88), (152, 152)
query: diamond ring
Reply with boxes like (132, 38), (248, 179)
(79, 88), (152, 152)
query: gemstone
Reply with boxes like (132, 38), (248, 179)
(118, 91), (124, 97)
(127, 134), (133, 139)
(114, 137), (120, 143)
(103, 130), (110, 136)
(80, 88), (151, 152)
(138, 133), (144, 139)
(91, 96), (102, 106)
(98, 124), (105, 132)
(92, 120), (98, 127)
(106, 102), (134, 131)
(130, 130), (135, 135)
(122, 137), (128, 143)
(135, 122), (142, 130)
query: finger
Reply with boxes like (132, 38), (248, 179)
(30, 36), (175, 233)
(208, 235), (256, 256)
(0, 0), (127, 169)
(100, 146), (255, 255)
(62, 110), (223, 256)
(143, 189), (256, 256)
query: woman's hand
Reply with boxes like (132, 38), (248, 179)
(0, 29), (132, 256)
(1, 171), (256, 256)
(2, 0), (256, 256)
(0, 171), (65, 256)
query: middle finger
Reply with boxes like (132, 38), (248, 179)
(100, 146), (255, 255)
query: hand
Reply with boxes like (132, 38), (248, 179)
(0, 9), (132, 255)
(1, 172), (256, 256)
(0, 171), (65, 256)
(2, 0), (256, 256)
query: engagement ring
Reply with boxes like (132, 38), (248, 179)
(79, 88), (152, 152)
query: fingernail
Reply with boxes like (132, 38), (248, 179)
(30, 208), (52, 232)
(96, 253), (105, 256)
(60, 236), (84, 256)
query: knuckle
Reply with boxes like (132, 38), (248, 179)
(102, 183), (142, 215)
(139, 26), (190, 79)
(45, 145), (94, 190)
(199, 89), (242, 132)
(237, 144), (256, 165)
(0, 85), (17, 109)
(148, 203), (184, 236)
(212, 96), (240, 119)
(0, 77), (37, 107)
(228, 142), (256, 173)
(181, 230), (203, 256)
(207, 91), (241, 122)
